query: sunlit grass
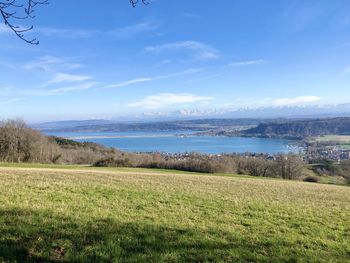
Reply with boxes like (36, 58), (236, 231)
(0, 166), (349, 262)
(311, 135), (350, 143)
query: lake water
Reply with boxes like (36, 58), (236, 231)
(46, 131), (295, 154)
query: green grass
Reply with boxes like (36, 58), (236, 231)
(311, 135), (350, 143)
(339, 144), (350, 150)
(0, 162), (251, 179)
(0, 166), (349, 262)
(0, 162), (210, 175)
(307, 134), (350, 152)
(0, 162), (88, 169)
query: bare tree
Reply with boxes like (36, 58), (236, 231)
(1, 0), (149, 44)
(273, 154), (303, 180)
(0, 0), (48, 44)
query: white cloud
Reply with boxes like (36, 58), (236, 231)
(225, 96), (322, 109)
(0, 24), (11, 34)
(229, 59), (267, 67)
(272, 96), (322, 106)
(182, 13), (200, 19)
(109, 22), (159, 38)
(283, 2), (326, 33)
(27, 82), (98, 96)
(0, 60), (16, 69)
(36, 27), (92, 38)
(47, 73), (92, 84)
(155, 68), (203, 80)
(49, 82), (97, 94)
(105, 68), (202, 89)
(28, 21), (158, 39)
(128, 93), (214, 109)
(125, 22), (158, 32)
(0, 98), (24, 105)
(24, 56), (83, 72)
(0, 85), (12, 94)
(0, 23), (92, 38)
(145, 41), (220, 60)
(155, 59), (171, 67)
(106, 78), (153, 88)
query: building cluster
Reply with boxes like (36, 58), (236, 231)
(160, 152), (192, 161)
(305, 146), (350, 162)
(146, 145), (350, 164)
(158, 152), (284, 161)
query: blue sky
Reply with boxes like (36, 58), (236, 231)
(1, 0), (350, 122)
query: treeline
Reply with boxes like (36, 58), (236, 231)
(0, 120), (60, 163)
(1, 119), (349, 183)
(0, 120), (122, 164)
(311, 159), (350, 179)
(134, 153), (305, 180)
(242, 117), (350, 139)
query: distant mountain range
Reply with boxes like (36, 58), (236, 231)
(32, 103), (350, 132)
(33, 118), (266, 133)
(133, 103), (350, 120)
(31, 119), (114, 131)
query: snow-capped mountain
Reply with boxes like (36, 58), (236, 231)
(32, 103), (350, 129)
(122, 103), (350, 121)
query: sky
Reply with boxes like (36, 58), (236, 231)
(1, 0), (350, 122)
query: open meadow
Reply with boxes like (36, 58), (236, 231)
(0, 164), (349, 262)
(313, 135), (350, 143)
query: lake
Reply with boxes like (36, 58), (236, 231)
(46, 131), (297, 154)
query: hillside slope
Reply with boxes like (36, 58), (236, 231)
(243, 117), (350, 138)
(0, 166), (349, 262)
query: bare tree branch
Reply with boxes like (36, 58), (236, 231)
(1, 0), (148, 45)
(130, 0), (149, 8)
(0, 0), (48, 44)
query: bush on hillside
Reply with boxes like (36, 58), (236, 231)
(303, 176), (319, 183)
(94, 157), (131, 167)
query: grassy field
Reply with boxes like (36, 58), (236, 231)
(308, 135), (350, 151)
(309, 135), (350, 151)
(0, 165), (349, 262)
(312, 135), (350, 143)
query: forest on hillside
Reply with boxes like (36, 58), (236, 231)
(33, 118), (266, 133)
(241, 117), (350, 139)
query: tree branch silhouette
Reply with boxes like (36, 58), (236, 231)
(0, 0), (48, 44)
(130, 0), (149, 8)
(0, 0), (148, 44)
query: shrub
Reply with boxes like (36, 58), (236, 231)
(94, 157), (114, 167)
(94, 157), (131, 167)
(303, 176), (319, 183)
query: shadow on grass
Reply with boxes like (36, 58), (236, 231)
(0, 207), (334, 263)
(0, 208), (276, 263)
